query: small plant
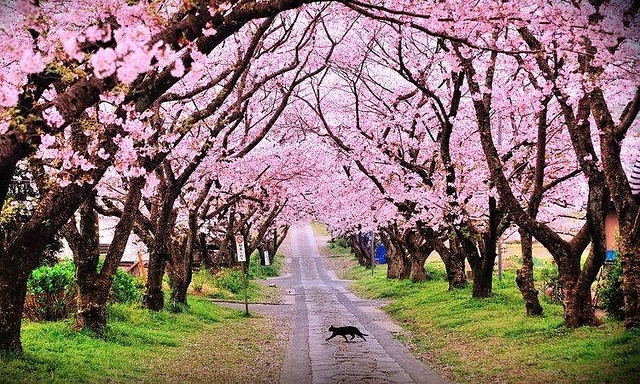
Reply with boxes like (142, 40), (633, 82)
(191, 269), (208, 293)
(248, 252), (282, 279)
(110, 268), (144, 304)
(24, 260), (76, 321)
(214, 268), (245, 295)
(538, 259), (562, 303)
(328, 237), (349, 250)
(599, 257), (624, 321)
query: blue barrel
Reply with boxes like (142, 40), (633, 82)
(375, 244), (387, 264)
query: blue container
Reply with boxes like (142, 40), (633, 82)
(605, 249), (618, 264)
(375, 244), (387, 264)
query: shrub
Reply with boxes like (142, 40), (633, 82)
(538, 259), (562, 303)
(248, 252), (282, 279)
(599, 258), (624, 321)
(110, 268), (144, 304)
(191, 269), (208, 293)
(24, 260), (76, 321)
(214, 268), (245, 294)
(328, 237), (349, 249)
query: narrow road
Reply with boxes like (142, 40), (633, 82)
(278, 225), (446, 384)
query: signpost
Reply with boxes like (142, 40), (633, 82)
(235, 234), (249, 316)
(235, 234), (246, 262)
(264, 251), (270, 266)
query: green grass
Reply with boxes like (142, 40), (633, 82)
(1, 297), (277, 383)
(348, 260), (640, 383)
(190, 253), (284, 303)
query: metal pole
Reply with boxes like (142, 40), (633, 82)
(497, 237), (503, 281)
(243, 260), (249, 316)
(371, 230), (375, 276)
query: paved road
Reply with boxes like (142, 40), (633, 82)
(277, 226), (447, 384)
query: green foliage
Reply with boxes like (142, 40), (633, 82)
(214, 268), (245, 295)
(27, 260), (75, 295)
(538, 259), (562, 303)
(110, 268), (144, 304)
(599, 259), (625, 321)
(191, 269), (208, 293)
(248, 252), (282, 279)
(328, 237), (349, 250)
(24, 261), (76, 321)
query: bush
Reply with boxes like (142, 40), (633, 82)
(191, 269), (208, 293)
(248, 252), (282, 279)
(24, 260), (76, 321)
(214, 268), (245, 295)
(599, 259), (625, 321)
(110, 268), (144, 304)
(538, 259), (562, 303)
(328, 237), (349, 249)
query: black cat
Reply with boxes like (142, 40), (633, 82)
(325, 325), (368, 342)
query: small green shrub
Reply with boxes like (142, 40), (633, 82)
(248, 252), (282, 279)
(214, 268), (245, 294)
(191, 269), (208, 293)
(328, 237), (349, 249)
(599, 259), (624, 320)
(110, 268), (144, 304)
(24, 260), (76, 321)
(538, 259), (562, 303)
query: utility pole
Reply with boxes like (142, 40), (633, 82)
(371, 230), (375, 276)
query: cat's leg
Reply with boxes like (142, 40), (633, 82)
(326, 334), (336, 341)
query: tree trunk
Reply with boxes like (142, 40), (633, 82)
(143, 244), (168, 311)
(380, 230), (411, 280)
(169, 274), (190, 306)
(620, 240), (640, 328)
(562, 279), (601, 327)
(74, 289), (108, 333)
(0, 261), (30, 354)
(471, 258), (495, 298)
(516, 229), (543, 316)
(350, 233), (372, 267)
(386, 245), (411, 279)
(410, 254), (430, 283)
(441, 251), (467, 290)
(404, 229), (433, 283)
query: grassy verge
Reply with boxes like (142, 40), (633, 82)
(190, 252), (284, 303)
(2, 296), (286, 383)
(344, 260), (640, 383)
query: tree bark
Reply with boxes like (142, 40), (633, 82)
(0, 260), (29, 354)
(380, 226), (411, 279)
(516, 230), (543, 316)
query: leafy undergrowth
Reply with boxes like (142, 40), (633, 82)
(347, 261), (640, 384)
(190, 253), (284, 303)
(2, 297), (286, 383)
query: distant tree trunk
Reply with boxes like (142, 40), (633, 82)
(516, 229), (543, 316)
(167, 237), (192, 308)
(350, 233), (372, 267)
(438, 247), (467, 289)
(404, 229), (432, 283)
(420, 225), (467, 289)
(469, 237), (496, 298)
(0, 260), (30, 354)
(380, 226), (411, 279)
